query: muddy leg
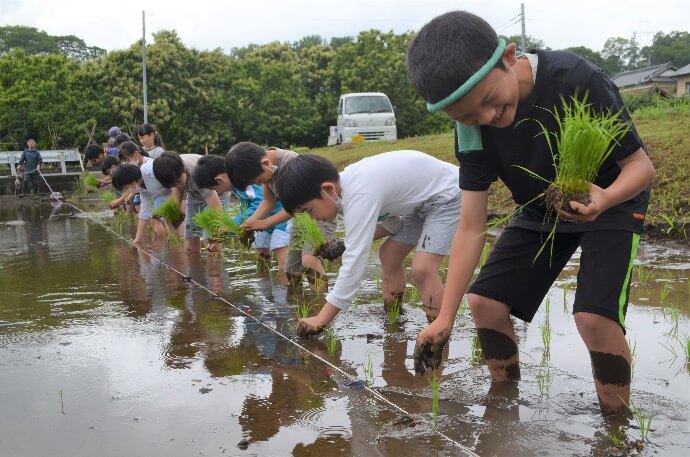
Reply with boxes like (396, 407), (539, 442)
(379, 239), (414, 312)
(410, 251), (445, 323)
(468, 293), (520, 381)
(575, 312), (631, 415)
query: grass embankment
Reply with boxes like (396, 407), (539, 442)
(308, 108), (690, 241)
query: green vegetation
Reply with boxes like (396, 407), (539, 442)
(605, 426), (625, 449)
(429, 370), (440, 429)
(290, 213), (327, 251)
(192, 207), (240, 242)
(387, 301), (401, 325)
(100, 191), (117, 203)
(153, 197), (183, 223)
(536, 364), (552, 397)
(364, 350), (375, 386)
(325, 326), (338, 357)
(622, 398), (654, 442)
(84, 174), (99, 188)
(470, 332), (483, 366)
(295, 300), (312, 320)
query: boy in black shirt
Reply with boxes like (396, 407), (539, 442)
(406, 11), (655, 414)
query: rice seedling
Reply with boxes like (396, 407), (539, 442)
(470, 332), (483, 366)
(83, 174), (99, 189)
(666, 305), (680, 337)
(456, 298), (469, 328)
(536, 364), (552, 397)
(659, 282), (672, 305)
(429, 370), (440, 429)
(192, 207), (240, 243)
(363, 350), (375, 386)
(514, 94), (629, 261)
(540, 320), (552, 357)
(291, 213), (344, 261)
(101, 191), (117, 203)
(325, 326), (338, 357)
(562, 282), (571, 314)
(621, 398), (654, 442)
(153, 197), (184, 225)
(634, 264), (653, 286)
(406, 285), (421, 305)
(605, 426), (625, 448)
(544, 296), (551, 320)
(387, 300), (401, 325)
(164, 229), (184, 247)
(295, 300), (312, 320)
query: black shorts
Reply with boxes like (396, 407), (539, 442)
(468, 227), (640, 329)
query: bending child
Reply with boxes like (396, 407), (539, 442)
(225, 142), (335, 291)
(274, 151), (461, 336)
(406, 11), (655, 414)
(193, 154), (291, 282)
(153, 152), (230, 253)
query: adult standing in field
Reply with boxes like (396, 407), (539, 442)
(136, 123), (165, 159)
(17, 139), (43, 197)
(406, 11), (655, 415)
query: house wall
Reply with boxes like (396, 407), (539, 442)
(675, 75), (690, 96)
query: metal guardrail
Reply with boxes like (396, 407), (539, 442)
(0, 150), (84, 176)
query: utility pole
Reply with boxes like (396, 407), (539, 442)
(142, 10), (148, 124)
(520, 3), (526, 53)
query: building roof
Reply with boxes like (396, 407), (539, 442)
(666, 63), (690, 77)
(612, 62), (676, 88)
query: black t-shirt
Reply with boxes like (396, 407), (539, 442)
(456, 50), (649, 233)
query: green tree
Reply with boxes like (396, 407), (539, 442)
(643, 31), (690, 67)
(500, 34), (548, 51)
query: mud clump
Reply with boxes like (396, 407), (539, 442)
(314, 239), (345, 261)
(545, 183), (591, 215)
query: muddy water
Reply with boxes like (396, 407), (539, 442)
(0, 201), (688, 457)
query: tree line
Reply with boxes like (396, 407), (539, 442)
(1, 25), (688, 153)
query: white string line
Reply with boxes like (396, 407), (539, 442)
(69, 202), (479, 457)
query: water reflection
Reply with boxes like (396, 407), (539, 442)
(0, 201), (688, 457)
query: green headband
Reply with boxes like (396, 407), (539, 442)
(426, 38), (507, 113)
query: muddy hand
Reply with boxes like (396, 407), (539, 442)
(296, 317), (325, 338)
(413, 338), (448, 375)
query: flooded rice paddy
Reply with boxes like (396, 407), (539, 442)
(0, 200), (688, 457)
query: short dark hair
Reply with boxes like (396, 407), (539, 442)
(118, 141), (147, 161)
(194, 154), (226, 190)
(101, 155), (120, 175)
(84, 143), (104, 162)
(274, 154), (339, 214)
(153, 151), (185, 189)
(406, 11), (503, 104)
(224, 142), (266, 190)
(114, 132), (132, 147)
(111, 164), (142, 191)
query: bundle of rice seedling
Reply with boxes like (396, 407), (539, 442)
(525, 95), (629, 214)
(153, 197), (184, 226)
(101, 191), (117, 203)
(290, 212), (345, 261)
(192, 207), (240, 243)
(84, 174), (99, 188)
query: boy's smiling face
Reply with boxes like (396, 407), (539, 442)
(442, 44), (522, 128)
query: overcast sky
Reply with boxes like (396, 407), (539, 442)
(1, 0), (688, 53)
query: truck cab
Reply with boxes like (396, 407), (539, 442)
(332, 92), (397, 144)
